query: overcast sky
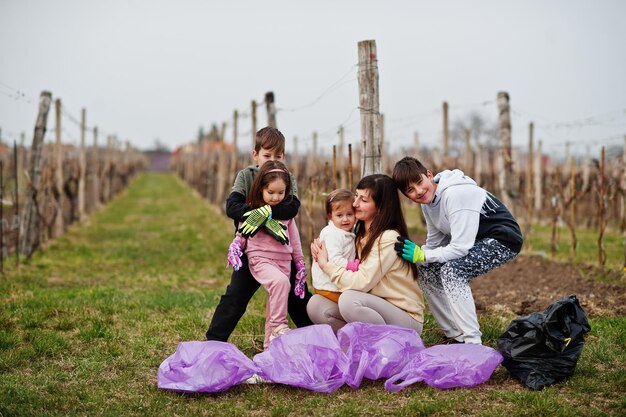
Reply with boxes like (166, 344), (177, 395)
(1, 0), (625, 159)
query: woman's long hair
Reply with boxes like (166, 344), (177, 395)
(247, 160), (292, 208)
(355, 174), (418, 281)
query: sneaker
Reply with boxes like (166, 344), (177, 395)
(269, 323), (291, 342)
(437, 335), (464, 345)
(244, 374), (269, 384)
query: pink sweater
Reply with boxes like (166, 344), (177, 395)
(244, 219), (304, 263)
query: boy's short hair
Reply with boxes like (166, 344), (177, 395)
(255, 127), (285, 155)
(392, 156), (429, 193)
(325, 188), (354, 217)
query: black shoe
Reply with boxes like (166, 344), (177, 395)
(437, 335), (464, 345)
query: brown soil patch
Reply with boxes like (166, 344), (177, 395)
(471, 255), (626, 317)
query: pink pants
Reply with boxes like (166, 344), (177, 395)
(248, 256), (291, 348)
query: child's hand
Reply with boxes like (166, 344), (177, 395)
(294, 260), (306, 299)
(238, 204), (271, 237)
(226, 236), (246, 271)
(394, 236), (426, 263)
(264, 218), (289, 245)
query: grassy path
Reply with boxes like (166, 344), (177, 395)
(1, 173), (624, 416)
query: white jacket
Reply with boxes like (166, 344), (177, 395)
(311, 221), (356, 291)
(422, 169), (487, 263)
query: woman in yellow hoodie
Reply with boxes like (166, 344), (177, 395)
(309, 174), (425, 334)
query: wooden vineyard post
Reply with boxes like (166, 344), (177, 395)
(265, 92), (276, 128)
(569, 159), (577, 260)
(348, 143), (353, 191)
(598, 146), (607, 267)
(231, 109), (239, 172)
(54, 98), (64, 237)
(550, 167), (561, 259)
(338, 126), (346, 189)
(497, 91), (514, 213)
(251, 100), (257, 149)
(292, 136), (299, 181)
(332, 145), (337, 190)
(13, 140), (20, 266)
(357, 39), (382, 177)
(525, 122), (534, 251)
(413, 131), (420, 158)
(92, 126), (100, 210)
(20, 91), (52, 258)
(442, 101), (449, 166)
(464, 128), (473, 178)
(78, 108), (86, 220)
(534, 140), (543, 212)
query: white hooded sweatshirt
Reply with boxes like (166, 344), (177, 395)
(421, 169), (486, 263)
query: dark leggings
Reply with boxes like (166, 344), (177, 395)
(205, 253), (313, 342)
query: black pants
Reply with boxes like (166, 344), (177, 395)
(206, 253), (313, 342)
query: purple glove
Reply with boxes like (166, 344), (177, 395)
(346, 259), (360, 271)
(226, 236), (246, 271)
(294, 260), (306, 299)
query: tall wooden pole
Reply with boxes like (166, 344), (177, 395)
(92, 126), (100, 210)
(265, 92), (276, 128)
(78, 108), (86, 220)
(338, 126), (346, 189)
(464, 128), (472, 177)
(443, 101), (449, 166)
(357, 39), (382, 177)
(534, 140), (543, 212)
(598, 146), (606, 266)
(292, 136), (299, 181)
(54, 99), (64, 237)
(497, 91), (514, 212)
(332, 145), (337, 190)
(413, 131), (420, 158)
(251, 100), (257, 149)
(20, 91), (52, 257)
(232, 109), (239, 171)
(348, 143), (353, 191)
(525, 122), (534, 251)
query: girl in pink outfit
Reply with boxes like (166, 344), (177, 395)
(226, 160), (306, 349)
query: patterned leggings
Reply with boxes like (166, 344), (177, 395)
(419, 238), (517, 344)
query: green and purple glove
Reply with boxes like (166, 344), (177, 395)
(238, 204), (271, 237)
(294, 260), (306, 299)
(394, 236), (426, 263)
(264, 218), (289, 245)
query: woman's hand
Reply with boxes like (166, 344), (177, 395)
(315, 240), (329, 268)
(310, 238), (322, 261)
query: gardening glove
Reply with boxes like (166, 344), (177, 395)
(226, 235), (246, 271)
(346, 259), (360, 271)
(264, 218), (289, 245)
(294, 260), (306, 299)
(394, 236), (426, 263)
(238, 204), (272, 237)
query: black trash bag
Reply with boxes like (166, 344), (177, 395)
(497, 294), (591, 390)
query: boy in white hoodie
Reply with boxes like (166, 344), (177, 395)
(392, 157), (523, 344)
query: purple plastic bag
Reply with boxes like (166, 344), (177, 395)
(253, 324), (349, 393)
(337, 322), (426, 388)
(385, 344), (503, 392)
(157, 341), (259, 393)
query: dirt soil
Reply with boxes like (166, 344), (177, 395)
(471, 255), (626, 317)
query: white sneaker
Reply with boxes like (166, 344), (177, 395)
(244, 374), (268, 384)
(269, 323), (290, 342)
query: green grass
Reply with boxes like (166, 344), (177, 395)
(1, 173), (625, 417)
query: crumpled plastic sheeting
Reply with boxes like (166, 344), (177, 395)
(337, 322), (426, 388)
(384, 344), (503, 391)
(253, 324), (349, 393)
(157, 340), (259, 393)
